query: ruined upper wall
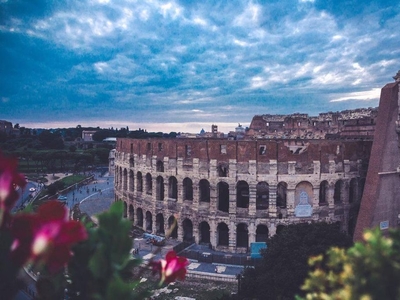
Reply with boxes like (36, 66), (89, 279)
(116, 138), (372, 175)
(248, 107), (378, 140)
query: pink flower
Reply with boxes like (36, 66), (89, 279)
(10, 200), (87, 273)
(152, 250), (188, 285)
(0, 152), (26, 226)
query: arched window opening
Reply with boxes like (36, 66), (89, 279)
(123, 201), (127, 218)
(236, 223), (249, 248)
(168, 216), (178, 239)
(236, 181), (249, 208)
(129, 170), (134, 192)
(276, 182), (288, 208)
(319, 181), (328, 205)
(128, 205), (134, 222)
(136, 208), (143, 227)
(136, 172), (143, 192)
(145, 211), (152, 232)
(199, 179), (210, 203)
(199, 222), (211, 244)
(217, 223), (229, 246)
(256, 182), (269, 210)
(256, 225), (269, 242)
(334, 180), (343, 204)
(156, 213), (165, 235)
(156, 176), (164, 201)
(168, 176), (178, 200)
(123, 169), (128, 191)
(183, 178), (193, 201)
(156, 160), (164, 172)
(217, 182), (229, 212)
(182, 219), (193, 242)
(146, 173), (152, 195)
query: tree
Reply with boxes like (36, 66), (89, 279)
(299, 228), (400, 300)
(38, 130), (64, 149)
(240, 222), (353, 300)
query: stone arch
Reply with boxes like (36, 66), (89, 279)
(217, 222), (229, 246)
(128, 204), (134, 222)
(236, 223), (249, 248)
(256, 181), (269, 210)
(256, 224), (269, 242)
(236, 180), (249, 208)
(136, 208), (143, 227)
(276, 182), (288, 208)
(129, 170), (134, 192)
(182, 219), (194, 242)
(349, 178), (358, 203)
(123, 168), (128, 190)
(156, 176), (164, 201)
(123, 201), (127, 218)
(156, 213), (165, 235)
(145, 211), (152, 232)
(334, 180), (344, 204)
(183, 177), (193, 201)
(136, 172), (143, 192)
(199, 221), (211, 244)
(156, 160), (164, 172)
(217, 181), (229, 212)
(295, 181), (313, 206)
(146, 173), (152, 195)
(319, 180), (329, 205)
(199, 179), (210, 203)
(168, 216), (178, 239)
(168, 176), (178, 200)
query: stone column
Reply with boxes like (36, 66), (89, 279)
(209, 182), (217, 214)
(248, 222), (256, 245)
(248, 182), (257, 216)
(269, 184), (277, 217)
(192, 179), (199, 211)
(229, 220), (236, 252)
(210, 219), (217, 249)
(287, 189), (295, 217)
(193, 223), (199, 244)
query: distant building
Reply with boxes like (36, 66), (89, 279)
(82, 130), (97, 142)
(0, 120), (13, 136)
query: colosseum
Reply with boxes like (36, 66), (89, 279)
(114, 135), (372, 253)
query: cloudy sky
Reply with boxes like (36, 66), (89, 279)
(0, 0), (399, 133)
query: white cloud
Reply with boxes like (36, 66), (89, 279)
(330, 88), (381, 102)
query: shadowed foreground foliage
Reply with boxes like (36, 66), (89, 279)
(240, 222), (352, 300)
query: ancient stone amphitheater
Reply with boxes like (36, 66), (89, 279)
(114, 137), (371, 253)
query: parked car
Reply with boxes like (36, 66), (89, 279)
(29, 187), (36, 192)
(57, 195), (67, 201)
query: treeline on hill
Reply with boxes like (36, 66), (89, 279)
(0, 125), (177, 174)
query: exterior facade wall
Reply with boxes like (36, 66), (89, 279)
(115, 138), (371, 253)
(354, 79), (400, 240)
